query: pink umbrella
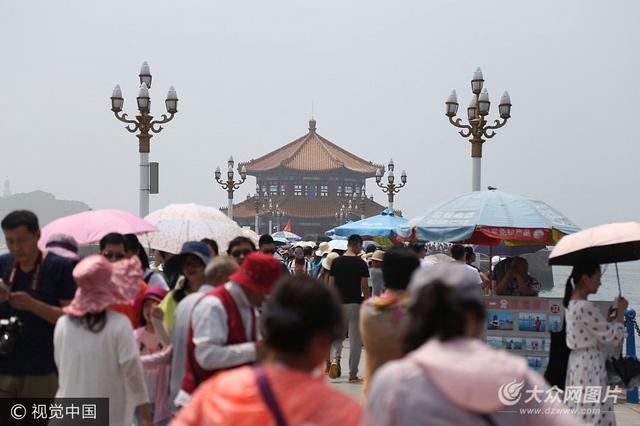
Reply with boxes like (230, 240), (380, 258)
(39, 209), (157, 249)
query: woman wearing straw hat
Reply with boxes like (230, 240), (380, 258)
(368, 250), (386, 297)
(53, 255), (151, 426)
(317, 252), (340, 284)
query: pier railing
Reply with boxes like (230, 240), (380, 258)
(625, 308), (639, 403)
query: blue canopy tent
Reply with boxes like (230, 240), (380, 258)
(398, 190), (579, 246)
(326, 210), (408, 240)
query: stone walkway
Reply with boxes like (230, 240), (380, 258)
(328, 340), (640, 425)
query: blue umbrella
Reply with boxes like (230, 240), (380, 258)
(327, 210), (408, 239)
(398, 190), (579, 245)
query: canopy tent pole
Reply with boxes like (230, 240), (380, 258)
(488, 244), (493, 295)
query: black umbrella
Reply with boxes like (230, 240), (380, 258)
(549, 222), (640, 295)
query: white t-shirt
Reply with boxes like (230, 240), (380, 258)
(144, 268), (169, 290)
(54, 311), (149, 426)
(169, 284), (214, 406)
(463, 263), (483, 286)
(419, 260), (482, 285)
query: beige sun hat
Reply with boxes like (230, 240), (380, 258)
(315, 242), (331, 257)
(321, 252), (340, 270)
(371, 250), (385, 263)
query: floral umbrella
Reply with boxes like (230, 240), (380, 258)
(142, 203), (255, 254)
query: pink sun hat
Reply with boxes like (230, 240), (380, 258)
(64, 254), (143, 316)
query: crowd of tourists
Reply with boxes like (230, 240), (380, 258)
(0, 209), (626, 425)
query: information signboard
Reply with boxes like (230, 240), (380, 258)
(483, 296), (614, 372)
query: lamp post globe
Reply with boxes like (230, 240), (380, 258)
(139, 61), (152, 88)
(445, 67), (511, 192)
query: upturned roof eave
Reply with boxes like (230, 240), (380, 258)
(243, 164), (379, 178)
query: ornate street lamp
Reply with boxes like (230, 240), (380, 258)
(275, 209), (285, 233)
(445, 67), (512, 191)
(260, 196), (283, 233)
(252, 188), (284, 234)
(215, 156), (246, 219)
(354, 186), (367, 220)
(110, 61), (178, 217)
(335, 204), (349, 223)
(252, 184), (263, 233)
(375, 159), (407, 212)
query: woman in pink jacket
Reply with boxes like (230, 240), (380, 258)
(365, 263), (586, 426)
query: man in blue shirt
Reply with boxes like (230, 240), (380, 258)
(0, 210), (76, 398)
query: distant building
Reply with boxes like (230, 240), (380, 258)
(229, 119), (386, 239)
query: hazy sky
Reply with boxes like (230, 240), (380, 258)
(1, 1), (638, 228)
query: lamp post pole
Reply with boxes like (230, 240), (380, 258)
(110, 61), (178, 217)
(215, 156), (247, 219)
(253, 185), (262, 234)
(375, 159), (407, 212)
(267, 200), (273, 234)
(445, 67), (512, 191)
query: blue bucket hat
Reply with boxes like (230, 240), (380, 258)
(164, 241), (211, 276)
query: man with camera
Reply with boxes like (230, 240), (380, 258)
(0, 210), (76, 398)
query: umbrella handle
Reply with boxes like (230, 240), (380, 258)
(615, 262), (622, 297)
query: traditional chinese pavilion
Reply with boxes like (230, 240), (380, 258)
(231, 119), (386, 239)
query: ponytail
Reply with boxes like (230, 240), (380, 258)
(562, 276), (574, 308)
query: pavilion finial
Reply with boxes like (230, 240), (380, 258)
(309, 118), (317, 133)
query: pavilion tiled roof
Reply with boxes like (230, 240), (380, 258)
(229, 196), (387, 220)
(240, 119), (382, 176)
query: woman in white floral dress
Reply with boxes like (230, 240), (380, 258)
(565, 262), (627, 426)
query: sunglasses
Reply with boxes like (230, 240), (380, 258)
(231, 248), (254, 258)
(102, 251), (125, 261)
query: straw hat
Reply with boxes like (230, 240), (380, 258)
(64, 255), (143, 316)
(371, 250), (385, 263)
(322, 252), (340, 271)
(315, 242), (331, 257)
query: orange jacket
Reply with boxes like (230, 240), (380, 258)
(110, 281), (147, 328)
(172, 364), (362, 426)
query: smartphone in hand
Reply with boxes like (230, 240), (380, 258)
(0, 279), (10, 303)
